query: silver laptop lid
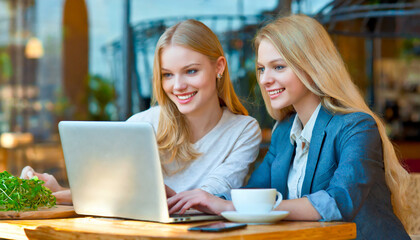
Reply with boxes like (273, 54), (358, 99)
(59, 121), (171, 222)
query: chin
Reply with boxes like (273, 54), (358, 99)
(176, 106), (195, 115)
(270, 102), (289, 111)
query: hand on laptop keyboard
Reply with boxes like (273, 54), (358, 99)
(167, 188), (235, 215)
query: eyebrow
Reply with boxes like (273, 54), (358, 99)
(161, 63), (201, 72)
(257, 58), (286, 65)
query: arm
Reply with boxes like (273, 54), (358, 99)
(244, 145), (275, 189)
(214, 145), (276, 201)
(275, 198), (321, 220)
(167, 189), (321, 219)
(167, 119), (261, 210)
(167, 189), (235, 215)
(244, 121), (283, 189)
(198, 119), (262, 195)
(308, 114), (383, 221)
(249, 114), (379, 221)
(168, 121), (280, 213)
(21, 166), (66, 192)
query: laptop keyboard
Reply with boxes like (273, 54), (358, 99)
(170, 209), (213, 217)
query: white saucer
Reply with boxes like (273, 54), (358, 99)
(221, 211), (289, 223)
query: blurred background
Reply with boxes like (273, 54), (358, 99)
(0, 0), (419, 184)
(1, 0), (420, 235)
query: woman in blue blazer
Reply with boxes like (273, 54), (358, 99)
(168, 15), (410, 239)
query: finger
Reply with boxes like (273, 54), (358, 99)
(167, 190), (202, 210)
(32, 172), (49, 182)
(167, 195), (180, 209)
(167, 191), (191, 208)
(167, 195), (187, 210)
(196, 205), (213, 214)
(53, 190), (72, 205)
(168, 198), (190, 214)
(20, 166), (34, 179)
(179, 200), (198, 214)
(169, 193), (202, 214)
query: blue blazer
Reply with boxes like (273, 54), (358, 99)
(245, 107), (409, 240)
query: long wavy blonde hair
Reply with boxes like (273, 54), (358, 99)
(153, 19), (248, 174)
(254, 14), (409, 226)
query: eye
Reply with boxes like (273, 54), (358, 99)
(257, 67), (265, 74)
(187, 69), (197, 74)
(162, 73), (173, 78)
(274, 65), (285, 71)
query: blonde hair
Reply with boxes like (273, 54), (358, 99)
(153, 19), (248, 174)
(254, 14), (409, 226)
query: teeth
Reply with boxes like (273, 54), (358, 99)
(177, 92), (196, 100)
(268, 89), (284, 95)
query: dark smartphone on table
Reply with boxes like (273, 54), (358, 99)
(188, 222), (247, 232)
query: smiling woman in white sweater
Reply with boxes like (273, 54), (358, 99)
(127, 18), (261, 196)
(21, 19), (261, 204)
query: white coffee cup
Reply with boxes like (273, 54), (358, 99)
(231, 188), (282, 214)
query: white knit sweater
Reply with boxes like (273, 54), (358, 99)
(127, 106), (262, 195)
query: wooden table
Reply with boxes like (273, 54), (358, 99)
(0, 216), (356, 240)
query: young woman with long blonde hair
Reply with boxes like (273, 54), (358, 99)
(128, 19), (261, 196)
(21, 19), (261, 203)
(167, 15), (410, 239)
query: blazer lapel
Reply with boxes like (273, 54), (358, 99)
(301, 107), (333, 196)
(270, 114), (295, 196)
(271, 141), (295, 196)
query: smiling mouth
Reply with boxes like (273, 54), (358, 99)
(268, 89), (284, 95)
(176, 92), (197, 100)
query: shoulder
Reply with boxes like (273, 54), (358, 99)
(215, 109), (261, 144)
(263, 113), (295, 152)
(329, 111), (378, 132)
(125, 106), (160, 131)
(126, 106), (160, 122)
(222, 108), (260, 130)
(271, 113), (295, 138)
(327, 111), (381, 148)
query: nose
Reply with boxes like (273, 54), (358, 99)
(259, 69), (274, 86)
(173, 76), (187, 91)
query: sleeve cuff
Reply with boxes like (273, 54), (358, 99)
(214, 190), (231, 200)
(305, 190), (343, 221)
(200, 186), (214, 195)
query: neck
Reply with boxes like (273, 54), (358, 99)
(186, 103), (223, 143)
(293, 94), (321, 127)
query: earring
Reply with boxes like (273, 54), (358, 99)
(217, 73), (222, 79)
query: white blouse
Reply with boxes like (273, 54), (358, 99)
(287, 104), (321, 199)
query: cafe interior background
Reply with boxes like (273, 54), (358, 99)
(0, 0), (419, 233)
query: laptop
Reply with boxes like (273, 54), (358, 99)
(58, 121), (223, 223)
